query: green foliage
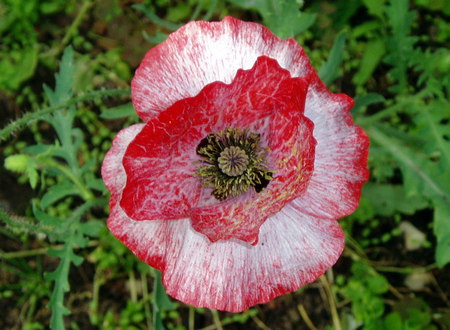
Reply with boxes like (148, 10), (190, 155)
(339, 261), (389, 326)
(227, 0), (315, 38)
(1, 0), (449, 329)
(319, 31), (347, 85)
(0, 0), (76, 91)
(153, 270), (175, 330)
(384, 0), (418, 93)
(352, 38), (385, 86)
(0, 47), (39, 91)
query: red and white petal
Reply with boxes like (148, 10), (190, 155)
(190, 66), (316, 244)
(121, 56), (309, 222)
(102, 124), (145, 207)
(108, 200), (344, 312)
(294, 76), (370, 219)
(121, 121), (202, 221)
(132, 16), (315, 122)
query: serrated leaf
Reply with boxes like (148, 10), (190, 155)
(368, 126), (450, 267)
(45, 46), (75, 106)
(32, 203), (61, 228)
(413, 103), (450, 166)
(368, 126), (449, 201)
(46, 229), (88, 330)
(227, 0), (315, 38)
(79, 221), (103, 238)
(362, 0), (386, 18)
(41, 183), (80, 209)
(384, 0), (418, 93)
(319, 31), (347, 85)
(85, 177), (106, 192)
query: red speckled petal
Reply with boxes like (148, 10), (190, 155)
(102, 124), (146, 208)
(190, 76), (316, 244)
(107, 201), (344, 312)
(121, 56), (311, 222)
(293, 75), (370, 219)
(120, 121), (202, 220)
(103, 121), (343, 312)
(132, 16), (315, 122)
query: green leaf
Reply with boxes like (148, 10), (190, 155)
(44, 46), (75, 106)
(41, 183), (80, 209)
(383, 312), (403, 330)
(318, 31), (347, 85)
(363, 183), (429, 216)
(153, 269), (174, 330)
(154, 270), (174, 310)
(132, 4), (182, 31)
(353, 93), (385, 115)
(100, 103), (139, 120)
(367, 126), (450, 266)
(413, 102), (450, 166)
(27, 165), (39, 189)
(32, 203), (62, 229)
(384, 0), (418, 93)
(0, 47), (38, 90)
(142, 30), (168, 44)
(367, 126), (448, 202)
(46, 231), (88, 330)
(362, 0), (386, 18)
(434, 200), (450, 267)
(227, 0), (316, 38)
(353, 38), (386, 86)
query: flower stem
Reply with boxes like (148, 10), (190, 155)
(0, 88), (130, 142)
(319, 274), (342, 330)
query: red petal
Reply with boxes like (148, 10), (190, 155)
(102, 124), (145, 208)
(120, 122), (202, 220)
(294, 75), (370, 219)
(190, 70), (316, 244)
(132, 16), (315, 122)
(107, 201), (344, 312)
(121, 56), (312, 223)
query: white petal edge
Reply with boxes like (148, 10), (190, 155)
(108, 201), (344, 312)
(102, 123), (145, 201)
(132, 16), (314, 121)
(293, 80), (370, 219)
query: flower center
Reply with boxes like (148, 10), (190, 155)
(218, 146), (249, 177)
(195, 127), (273, 200)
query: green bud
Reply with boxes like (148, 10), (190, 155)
(4, 154), (30, 173)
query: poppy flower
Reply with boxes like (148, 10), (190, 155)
(102, 17), (369, 312)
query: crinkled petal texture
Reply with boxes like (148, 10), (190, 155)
(104, 123), (344, 312)
(103, 17), (369, 312)
(121, 56), (316, 244)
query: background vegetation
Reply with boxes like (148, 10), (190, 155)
(0, 0), (449, 329)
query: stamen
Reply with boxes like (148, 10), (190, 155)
(195, 127), (273, 200)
